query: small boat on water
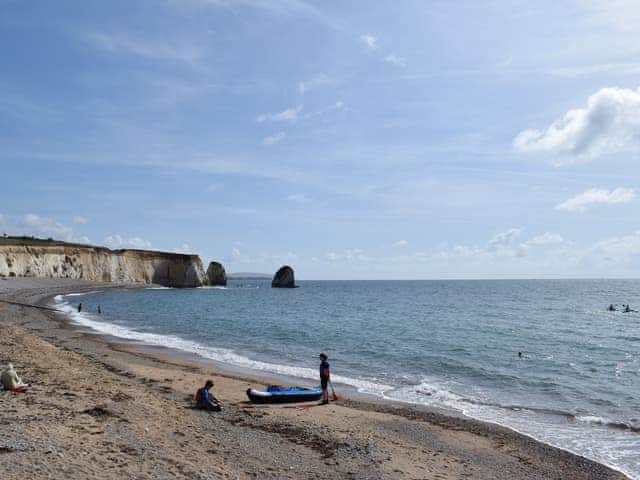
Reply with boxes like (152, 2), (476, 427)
(246, 385), (323, 404)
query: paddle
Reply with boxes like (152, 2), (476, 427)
(329, 381), (338, 401)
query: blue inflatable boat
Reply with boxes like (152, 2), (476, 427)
(246, 385), (323, 404)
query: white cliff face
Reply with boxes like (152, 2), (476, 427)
(0, 244), (207, 288)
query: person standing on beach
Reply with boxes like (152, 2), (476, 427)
(195, 380), (222, 411)
(319, 353), (330, 405)
(77, 303), (82, 313)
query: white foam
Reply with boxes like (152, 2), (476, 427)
(52, 294), (391, 397)
(576, 415), (607, 425)
(384, 379), (468, 411)
(382, 378), (640, 480)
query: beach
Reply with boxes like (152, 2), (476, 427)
(0, 278), (629, 480)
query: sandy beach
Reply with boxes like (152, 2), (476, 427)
(0, 278), (628, 480)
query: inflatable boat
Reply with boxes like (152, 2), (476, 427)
(246, 385), (323, 404)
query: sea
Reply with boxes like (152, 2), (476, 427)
(53, 279), (640, 478)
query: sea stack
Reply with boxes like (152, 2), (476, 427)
(206, 261), (227, 286)
(272, 265), (296, 288)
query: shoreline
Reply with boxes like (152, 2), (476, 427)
(0, 278), (630, 479)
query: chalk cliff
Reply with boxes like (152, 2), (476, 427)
(0, 238), (207, 288)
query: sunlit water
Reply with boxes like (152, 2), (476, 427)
(54, 280), (640, 478)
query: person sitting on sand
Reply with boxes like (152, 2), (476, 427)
(195, 380), (221, 411)
(607, 304), (616, 312)
(319, 353), (331, 405)
(623, 304), (635, 313)
(1, 363), (27, 392)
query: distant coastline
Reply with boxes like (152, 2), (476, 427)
(227, 272), (271, 280)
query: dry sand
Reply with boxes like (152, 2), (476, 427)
(0, 278), (629, 479)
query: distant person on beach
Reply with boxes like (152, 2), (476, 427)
(1, 363), (27, 391)
(607, 304), (616, 312)
(77, 303), (82, 313)
(623, 304), (635, 313)
(319, 353), (331, 405)
(195, 380), (221, 411)
(518, 351), (523, 358)
(97, 305), (101, 314)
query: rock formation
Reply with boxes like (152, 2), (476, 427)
(271, 265), (296, 288)
(0, 237), (207, 288)
(206, 261), (227, 286)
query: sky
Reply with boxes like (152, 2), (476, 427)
(2, 0), (640, 279)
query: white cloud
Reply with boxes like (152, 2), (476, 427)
(286, 194), (311, 203)
(488, 228), (522, 249)
(169, 0), (334, 28)
(19, 214), (74, 240)
(73, 216), (88, 225)
(360, 34), (378, 50)
(549, 63), (640, 78)
(514, 86), (640, 161)
(302, 101), (344, 119)
(556, 187), (635, 213)
(0, 213), (92, 243)
(262, 131), (286, 145)
(392, 239), (408, 248)
(588, 230), (640, 263)
(231, 246), (250, 264)
(384, 54), (406, 67)
(256, 105), (302, 123)
(324, 248), (369, 263)
(526, 232), (564, 246)
(104, 234), (152, 250)
(298, 73), (334, 94)
(86, 32), (201, 65)
(173, 243), (192, 253)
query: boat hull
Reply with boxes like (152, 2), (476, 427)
(246, 386), (323, 404)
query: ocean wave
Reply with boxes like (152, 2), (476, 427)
(386, 379), (640, 437)
(575, 415), (640, 433)
(64, 291), (103, 297)
(53, 294), (391, 397)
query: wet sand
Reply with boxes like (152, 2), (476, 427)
(0, 278), (629, 479)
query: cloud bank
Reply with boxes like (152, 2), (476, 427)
(556, 187), (635, 213)
(0, 214), (90, 244)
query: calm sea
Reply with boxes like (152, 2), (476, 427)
(54, 280), (640, 478)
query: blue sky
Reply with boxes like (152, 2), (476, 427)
(2, 0), (640, 279)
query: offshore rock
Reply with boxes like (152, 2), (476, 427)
(271, 265), (296, 288)
(206, 261), (227, 286)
